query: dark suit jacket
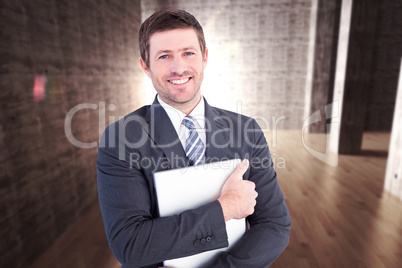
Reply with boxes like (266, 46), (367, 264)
(97, 97), (291, 268)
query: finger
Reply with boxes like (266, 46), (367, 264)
(229, 159), (249, 180)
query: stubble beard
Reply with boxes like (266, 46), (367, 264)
(155, 71), (204, 109)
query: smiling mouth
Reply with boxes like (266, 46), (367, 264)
(168, 77), (192, 85)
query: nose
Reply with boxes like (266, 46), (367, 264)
(170, 56), (187, 75)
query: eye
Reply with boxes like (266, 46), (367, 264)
(159, 55), (168, 59)
(184, 52), (195, 56)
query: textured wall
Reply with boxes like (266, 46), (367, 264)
(304, 0), (341, 133)
(141, 0), (312, 129)
(330, 0), (379, 154)
(364, 0), (402, 131)
(0, 0), (143, 267)
(385, 59), (402, 200)
(305, 0), (401, 134)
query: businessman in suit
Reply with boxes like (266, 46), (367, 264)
(97, 9), (291, 268)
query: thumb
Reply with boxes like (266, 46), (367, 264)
(228, 159), (249, 181)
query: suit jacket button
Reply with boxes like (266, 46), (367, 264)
(194, 240), (201, 247)
(206, 236), (212, 242)
(201, 238), (206, 244)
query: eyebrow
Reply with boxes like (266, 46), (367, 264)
(154, 46), (197, 58)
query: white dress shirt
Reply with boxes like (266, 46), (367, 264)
(157, 95), (206, 152)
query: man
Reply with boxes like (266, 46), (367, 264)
(97, 9), (291, 268)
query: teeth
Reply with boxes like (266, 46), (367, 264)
(169, 78), (190, 85)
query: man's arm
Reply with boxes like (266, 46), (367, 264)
(203, 119), (291, 267)
(97, 124), (229, 268)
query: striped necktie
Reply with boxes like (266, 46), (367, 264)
(182, 116), (205, 166)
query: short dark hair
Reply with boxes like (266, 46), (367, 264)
(139, 9), (206, 68)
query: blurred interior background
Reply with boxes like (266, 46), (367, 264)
(1, 0), (401, 267)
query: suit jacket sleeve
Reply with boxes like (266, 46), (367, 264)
(201, 119), (291, 268)
(97, 122), (229, 268)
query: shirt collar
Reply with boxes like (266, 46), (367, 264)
(157, 95), (205, 133)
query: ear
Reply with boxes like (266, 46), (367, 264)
(139, 57), (151, 78)
(202, 47), (208, 69)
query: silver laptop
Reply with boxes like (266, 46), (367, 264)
(153, 158), (247, 268)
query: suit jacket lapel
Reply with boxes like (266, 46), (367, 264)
(143, 97), (229, 168)
(144, 97), (189, 169)
(204, 99), (228, 163)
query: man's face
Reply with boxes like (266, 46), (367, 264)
(140, 28), (208, 112)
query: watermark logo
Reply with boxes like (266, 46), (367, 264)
(301, 101), (339, 167)
(63, 100), (340, 169)
(64, 102), (120, 148)
(64, 101), (286, 150)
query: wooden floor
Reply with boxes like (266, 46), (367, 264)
(30, 131), (402, 268)
(271, 131), (402, 268)
(29, 203), (121, 268)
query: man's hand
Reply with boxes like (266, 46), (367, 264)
(218, 159), (258, 221)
